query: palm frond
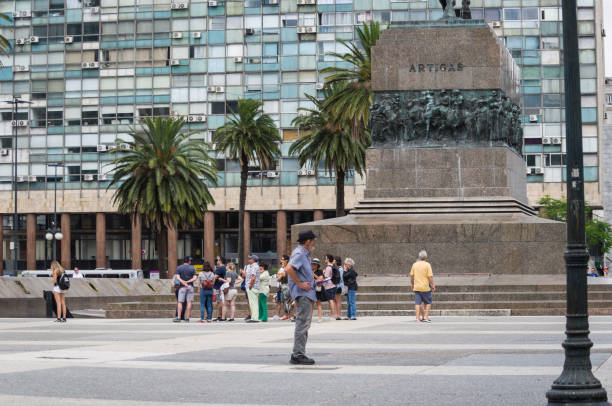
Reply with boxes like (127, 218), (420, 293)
(319, 21), (381, 142)
(107, 117), (217, 232)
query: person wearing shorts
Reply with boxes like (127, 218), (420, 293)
(221, 262), (240, 321)
(410, 250), (435, 323)
(174, 257), (196, 323)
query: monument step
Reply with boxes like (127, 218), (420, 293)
(105, 298), (612, 312)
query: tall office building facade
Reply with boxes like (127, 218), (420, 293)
(0, 0), (606, 273)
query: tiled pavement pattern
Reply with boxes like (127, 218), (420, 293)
(1, 316), (612, 405)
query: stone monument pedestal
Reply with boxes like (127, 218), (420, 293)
(292, 21), (565, 275)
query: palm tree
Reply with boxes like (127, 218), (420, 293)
(214, 99), (281, 269)
(290, 84), (369, 217)
(0, 13), (12, 60)
(108, 117), (217, 278)
(320, 21), (381, 143)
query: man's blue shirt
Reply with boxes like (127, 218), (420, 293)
(288, 245), (316, 302)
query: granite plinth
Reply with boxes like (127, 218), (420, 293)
(365, 147), (528, 204)
(371, 24), (519, 103)
(292, 213), (566, 275)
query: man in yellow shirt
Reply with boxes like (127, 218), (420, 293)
(410, 250), (435, 322)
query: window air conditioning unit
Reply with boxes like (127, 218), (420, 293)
(16, 38), (26, 45)
(97, 173), (107, 181)
(491, 21), (502, 28)
(82, 62), (100, 69)
(0, 149), (9, 156)
(245, 28), (255, 35)
(297, 0), (316, 4)
(28, 175), (37, 182)
(298, 26), (317, 34)
(172, 32), (183, 39)
(17, 176), (25, 183)
(15, 65), (30, 72)
(207, 86), (217, 92)
(16, 10), (32, 18)
(315, 82), (324, 90)
(267, 0), (279, 4)
(193, 32), (201, 39)
(215, 86), (224, 93)
(89, 7), (100, 13)
(534, 167), (543, 174)
(64, 36), (74, 43)
(29, 36), (39, 43)
(529, 114), (538, 122)
(119, 143), (132, 150)
(170, 59), (181, 65)
(298, 169), (308, 176)
(266, 171), (278, 178)
(188, 115), (206, 122)
(83, 174), (95, 181)
(208, 0), (218, 6)
(542, 137), (551, 145)
(307, 169), (315, 176)
(552, 137), (561, 145)
(11, 120), (28, 127)
(97, 144), (108, 152)
(234, 56), (243, 63)
(171, 2), (188, 9)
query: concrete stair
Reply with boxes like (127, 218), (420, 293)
(350, 197), (536, 216)
(103, 283), (612, 319)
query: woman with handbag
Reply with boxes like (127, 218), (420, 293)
(198, 261), (215, 322)
(312, 258), (325, 323)
(51, 261), (67, 323)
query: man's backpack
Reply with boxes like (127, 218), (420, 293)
(331, 265), (341, 285)
(201, 278), (214, 290)
(58, 273), (70, 290)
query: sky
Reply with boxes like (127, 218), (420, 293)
(605, 0), (612, 77)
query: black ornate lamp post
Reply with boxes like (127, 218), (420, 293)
(44, 163), (64, 265)
(546, 0), (609, 404)
(5, 96), (32, 275)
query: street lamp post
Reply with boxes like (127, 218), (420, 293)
(546, 0), (609, 404)
(5, 96), (32, 275)
(45, 163), (63, 265)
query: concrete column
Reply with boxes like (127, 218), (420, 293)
(26, 213), (36, 270)
(314, 210), (324, 221)
(168, 226), (178, 279)
(242, 211), (250, 265)
(276, 210), (287, 267)
(96, 213), (106, 268)
(131, 215), (142, 270)
(204, 211), (215, 263)
(61, 213), (71, 270)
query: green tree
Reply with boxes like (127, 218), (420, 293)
(320, 21), (381, 142)
(0, 13), (12, 61)
(108, 117), (217, 277)
(290, 83), (369, 217)
(214, 99), (281, 268)
(538, 195), (612, 258)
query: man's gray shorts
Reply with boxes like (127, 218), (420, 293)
(214, 289), (224, 303)
(178, 286), (194, 302)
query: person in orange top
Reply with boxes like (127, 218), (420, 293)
(410, 250), (435, 323)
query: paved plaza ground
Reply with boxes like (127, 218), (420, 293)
(1, 316), (612, 405)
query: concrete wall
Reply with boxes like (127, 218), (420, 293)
(0, 277), (172, 318)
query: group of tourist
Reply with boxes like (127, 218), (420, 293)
(171, 250), (361, 324)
